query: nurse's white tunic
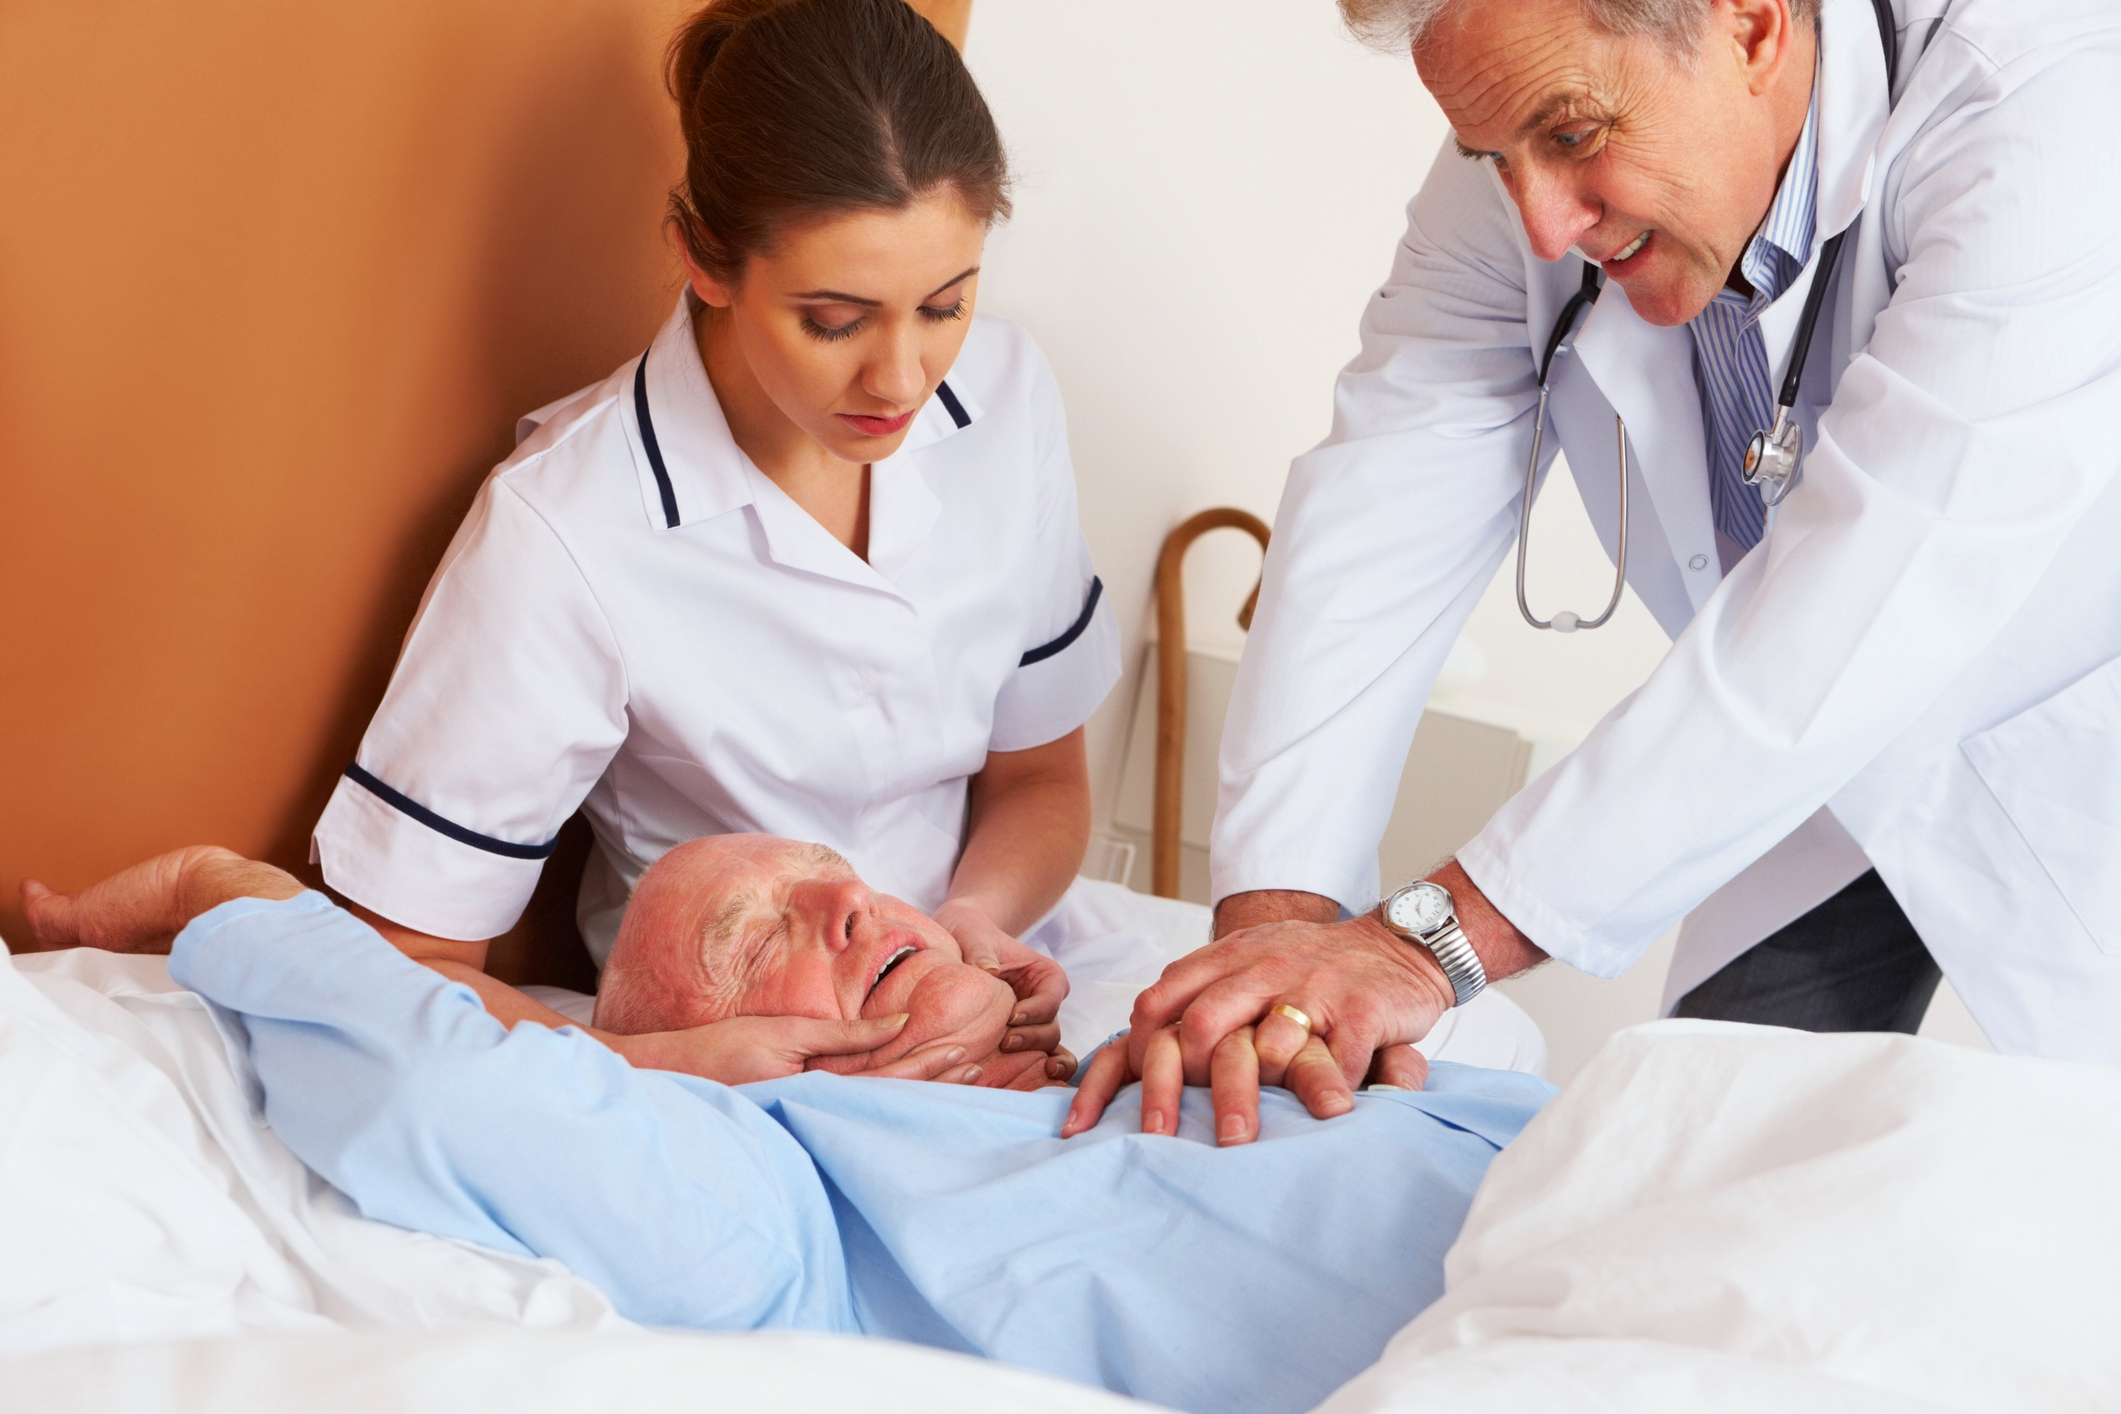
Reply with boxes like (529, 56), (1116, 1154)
(313, 297), (1120, 961)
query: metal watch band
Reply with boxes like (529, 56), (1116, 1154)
(1416, 920), (1487, 1008)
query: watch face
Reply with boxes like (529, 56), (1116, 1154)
(1388, 881), (1452, 935)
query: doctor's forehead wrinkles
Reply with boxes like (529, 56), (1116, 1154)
(1420, 17), (1610, 150)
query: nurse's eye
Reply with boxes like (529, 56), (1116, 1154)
(801, 315), (864, 343)
(918, 298), (966, 324)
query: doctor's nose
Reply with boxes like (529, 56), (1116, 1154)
(1508, 167), (1602, 264)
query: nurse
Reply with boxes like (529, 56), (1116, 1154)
(311, 0), (1118, 1077)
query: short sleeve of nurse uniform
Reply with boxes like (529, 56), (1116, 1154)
(311, 472), (629, 942)
(986, 347), (1121, 753)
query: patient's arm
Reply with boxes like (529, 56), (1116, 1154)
(26, 850), (977, 1087)
(22, 847), (304, 953)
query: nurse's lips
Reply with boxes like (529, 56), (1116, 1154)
(838, 410), (915, 438)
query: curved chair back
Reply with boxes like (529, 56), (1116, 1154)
(1152, 509), (1270, 899)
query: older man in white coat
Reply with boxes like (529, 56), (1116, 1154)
(1067, 0), (2121, 1142)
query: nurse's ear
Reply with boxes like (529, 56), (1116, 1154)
(667, 218), (737, 310)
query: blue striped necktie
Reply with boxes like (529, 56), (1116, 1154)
(1689, 85), (1821, 558)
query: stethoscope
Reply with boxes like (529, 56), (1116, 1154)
(1516, 0), (1900, 633)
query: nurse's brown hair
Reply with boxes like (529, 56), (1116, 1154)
(666, 0), (1011, 284)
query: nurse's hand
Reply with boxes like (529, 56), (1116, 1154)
(933, 900), (1069, 1058)
(609, 1014), (982, 1086)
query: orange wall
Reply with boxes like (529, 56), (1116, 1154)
(0, 0), (969, 956)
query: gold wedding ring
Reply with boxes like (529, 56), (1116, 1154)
(1268, 1003), (1313, 1035)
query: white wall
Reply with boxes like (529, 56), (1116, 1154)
(962, 1), (1993, 1073)
(964, 1), (1673, 798)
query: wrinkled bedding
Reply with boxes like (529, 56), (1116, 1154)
(6, 937), (2116, 1413)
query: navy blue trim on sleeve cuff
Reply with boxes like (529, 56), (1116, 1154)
(1019, 577), (1103, 667)
(634, 351), (682, 530)
(343, 765), (561, 861)
(935, 380), (971, 429)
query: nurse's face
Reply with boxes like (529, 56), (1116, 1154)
(684, 190), (987, 463)
(603, 834), (1019, 1069)
(1417, 0), (1811, 327)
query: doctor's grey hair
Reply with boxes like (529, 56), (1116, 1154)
(1341, 0), (1819, 54)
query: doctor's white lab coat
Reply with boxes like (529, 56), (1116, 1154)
(1211, 0), (2121, 1062)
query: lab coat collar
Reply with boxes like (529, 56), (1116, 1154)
(1815, 0), (1893, 241)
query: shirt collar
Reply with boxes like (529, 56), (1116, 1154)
(626, 293), (984, 531)
(1739, 81), (1821, 307)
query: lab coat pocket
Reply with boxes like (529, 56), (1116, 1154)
(1961, 653), (2121, 955)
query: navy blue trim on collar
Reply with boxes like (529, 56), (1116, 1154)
(634, 351), (681, 530)
(935, 380), (971, 430)
(344, 764), (561, 861)
(1020, 577), (1103, 667)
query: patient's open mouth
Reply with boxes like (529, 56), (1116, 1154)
(868, 944), (918, 998)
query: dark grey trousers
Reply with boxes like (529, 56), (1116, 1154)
(1673, 870), (1941, 1034)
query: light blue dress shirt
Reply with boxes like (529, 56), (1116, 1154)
(169, 892), (1553, 1414)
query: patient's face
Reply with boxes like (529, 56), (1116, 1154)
(597, 835), (1028, 1081)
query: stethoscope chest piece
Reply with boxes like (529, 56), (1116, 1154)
(1743, 405), (1803, 507)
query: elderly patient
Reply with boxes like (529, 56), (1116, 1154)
(23, 848), (1552, 1414)
(592, 835), (1068, 1090)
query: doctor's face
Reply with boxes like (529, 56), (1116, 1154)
(1417, 0), (1813, 327)
(684, 190), (987, 464)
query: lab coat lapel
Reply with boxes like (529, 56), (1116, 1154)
(1570, 283), (1719, 615)
(1756, 0), (1893, 376)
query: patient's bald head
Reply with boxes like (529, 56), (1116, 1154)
(595, 835), (1029, 1081)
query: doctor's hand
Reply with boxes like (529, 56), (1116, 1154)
(933, 899), (1069, 1058)
(1068, 861), (1544, 1137)
(1060, 1023), (1429, 1144)
(607, 1014), (983, 1087)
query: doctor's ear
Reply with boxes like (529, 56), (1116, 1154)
(666, 218), (737, 309)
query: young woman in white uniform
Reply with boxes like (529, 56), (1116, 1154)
(310, 0), (1116, 1080)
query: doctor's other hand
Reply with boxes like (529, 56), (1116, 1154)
(607, 1013), (980, 1087)
(933, 899), (1068, 1057)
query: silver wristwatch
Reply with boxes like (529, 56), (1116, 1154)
(1379, 879), (1487, 1007)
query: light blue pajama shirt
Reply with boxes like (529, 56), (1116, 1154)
(169, 893), (1553, 1414)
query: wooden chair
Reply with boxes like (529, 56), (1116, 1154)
(1150, 509), (1271, 899)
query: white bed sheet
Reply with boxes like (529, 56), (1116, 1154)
(0, 945), (623, 1360)
(1314, 1021), (2121, 1413)
(2, 1329), (1150, 1414)
(13, 932), (2110, 1414)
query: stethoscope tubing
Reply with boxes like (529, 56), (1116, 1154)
(1515, 0), (1900, 631)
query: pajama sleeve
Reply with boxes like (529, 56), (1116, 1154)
(167, 892), (855, 1333)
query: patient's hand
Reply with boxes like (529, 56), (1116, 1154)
(21, 847), (303, 954)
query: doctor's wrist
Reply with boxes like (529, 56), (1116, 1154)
(1351, 910), (1458, 1019)
(1427, 859), (1547, 983)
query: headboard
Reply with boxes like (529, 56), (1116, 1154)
(0, 0), (972, 983)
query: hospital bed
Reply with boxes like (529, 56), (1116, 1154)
(8, 931), (2117, 1412)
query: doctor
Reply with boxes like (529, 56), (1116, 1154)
(312, 0), (1117, 1079)
(1071, 0), (2121, 1139)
